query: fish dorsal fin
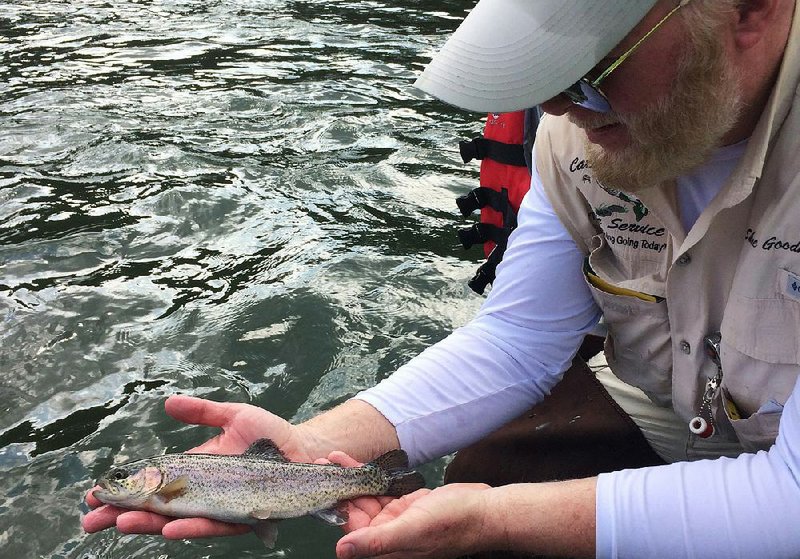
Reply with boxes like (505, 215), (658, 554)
(156, 476), (188, 502)
(244, 438), (288, 462)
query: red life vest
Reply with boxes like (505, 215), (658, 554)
(457, 111), (534, 294)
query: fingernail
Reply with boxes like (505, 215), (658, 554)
(339, 542), (356, 559)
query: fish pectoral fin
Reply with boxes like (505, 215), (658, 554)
(253, 520), (279, 548)
(311, 505), (349, 526)
(250, 509), (272, 520)
(155, 476), (188, 502)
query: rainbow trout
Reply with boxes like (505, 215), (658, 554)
(93, 438), (425, 546)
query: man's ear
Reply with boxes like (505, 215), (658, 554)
(733, 0), (779, 50)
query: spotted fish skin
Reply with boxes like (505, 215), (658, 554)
(93, 439), (424, 546)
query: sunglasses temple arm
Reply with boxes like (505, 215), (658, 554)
(591, 0), (690, 87)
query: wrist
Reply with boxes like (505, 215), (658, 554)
(296, 399), (400, 462)
(479, 479), (597, 558)
(292, 421), (329, 461)
(480, 486), (513, 552)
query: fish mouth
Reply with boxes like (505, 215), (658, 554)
(92, 487), (115, 503)
(93, 480), (123, 504)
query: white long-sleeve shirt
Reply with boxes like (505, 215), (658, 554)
(356, 146), (800, 557)
(358, 162), (602, 463)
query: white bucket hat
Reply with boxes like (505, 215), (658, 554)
(414, 0), (659, 113)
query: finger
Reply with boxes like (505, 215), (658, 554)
(162, 517), (251, 539)
(348, 495), (391, 521)
(379, 488), (429, 510)
(337, 524), (411, 559)
(327, 451), (363, 468)
(368, 490), (430, 527)
(85, 487), (103, 509)
(116, 511), (172, 534)
(342, 505), (374, 533)
(341, 498), (386, 533)
(164, 394), (240, 429)
(81, 504), (127, 533)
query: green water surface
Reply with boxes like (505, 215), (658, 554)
(0, 1), (487, 557)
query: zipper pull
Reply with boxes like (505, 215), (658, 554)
(689, 375), (718, 438)
(689, 332), (723, 438)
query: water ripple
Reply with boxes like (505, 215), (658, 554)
(0, 1), (481, 557)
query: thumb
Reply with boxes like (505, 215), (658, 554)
(164, 394), (239, 428)
(336, 525), (406, 559)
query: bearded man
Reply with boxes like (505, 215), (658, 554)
(84, 1), (800, 557)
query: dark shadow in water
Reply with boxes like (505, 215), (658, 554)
(0, 379), (168, 457)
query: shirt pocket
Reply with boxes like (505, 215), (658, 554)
(718, 281), (800, 450)
(584, 236), (672, 406)
(712, 388), (783, 452)
(722, 292), (800, 364)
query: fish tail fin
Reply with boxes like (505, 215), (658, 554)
(385, 470), (426, 497)
(369, 449), (410, 471)
(368, 449), (426, 497)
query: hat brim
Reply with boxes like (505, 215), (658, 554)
(414, 0), (659, 113)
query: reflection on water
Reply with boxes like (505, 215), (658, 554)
(0, 0), (484, 557)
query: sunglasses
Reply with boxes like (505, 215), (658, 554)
(562, 0), (692, 113)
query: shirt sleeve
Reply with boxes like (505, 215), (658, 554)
(355, 148), (602, 464)
(596, 374), (800, 558)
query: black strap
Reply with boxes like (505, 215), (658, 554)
(467, 245), (506, 295)
(458, 223), (510, 250)
(455, 187), (517, 294)
(456, 187), (510, 218)
(459, 137), (527, 167)
(456, 109), (540, 295)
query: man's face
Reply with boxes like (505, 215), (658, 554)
(551, 4), (743, 193)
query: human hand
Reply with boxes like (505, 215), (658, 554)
(82, 394), (306, 539)
(319, 451), (397, 534)
(334, 482), (493, 559)
(329, 453), (598, 559)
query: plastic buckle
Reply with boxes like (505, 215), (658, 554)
(459, 137), (483, 164)
(458, 224), (486, 250)
(456, 189), (483, 217)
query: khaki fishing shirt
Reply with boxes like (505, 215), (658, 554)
(534, 9), (800, 452)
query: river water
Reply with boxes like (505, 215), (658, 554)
(0, 1), (487, 557)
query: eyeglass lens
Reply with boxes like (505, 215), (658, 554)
(564, 81), (612, 113)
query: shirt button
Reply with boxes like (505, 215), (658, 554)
(677, 253), (691, 265)
(680, 340), (692, 354)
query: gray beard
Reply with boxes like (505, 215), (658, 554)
(579, 34), (742, 194)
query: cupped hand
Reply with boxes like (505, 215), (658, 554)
(82, 394), (306, 539)
(320, 451), (396, 534)
(334, 481), (493, 559)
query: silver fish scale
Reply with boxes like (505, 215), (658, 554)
(141, 453), (390, 523)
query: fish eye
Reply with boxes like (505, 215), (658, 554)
(111, 468), (129, 481)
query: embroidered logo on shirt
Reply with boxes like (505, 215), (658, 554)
(593, 203), (628, 218)
(745, 229), (800, 254)
(781, 269), (800, 301)
(569, 155), (650, 222)
(596, 184), (650, 222)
